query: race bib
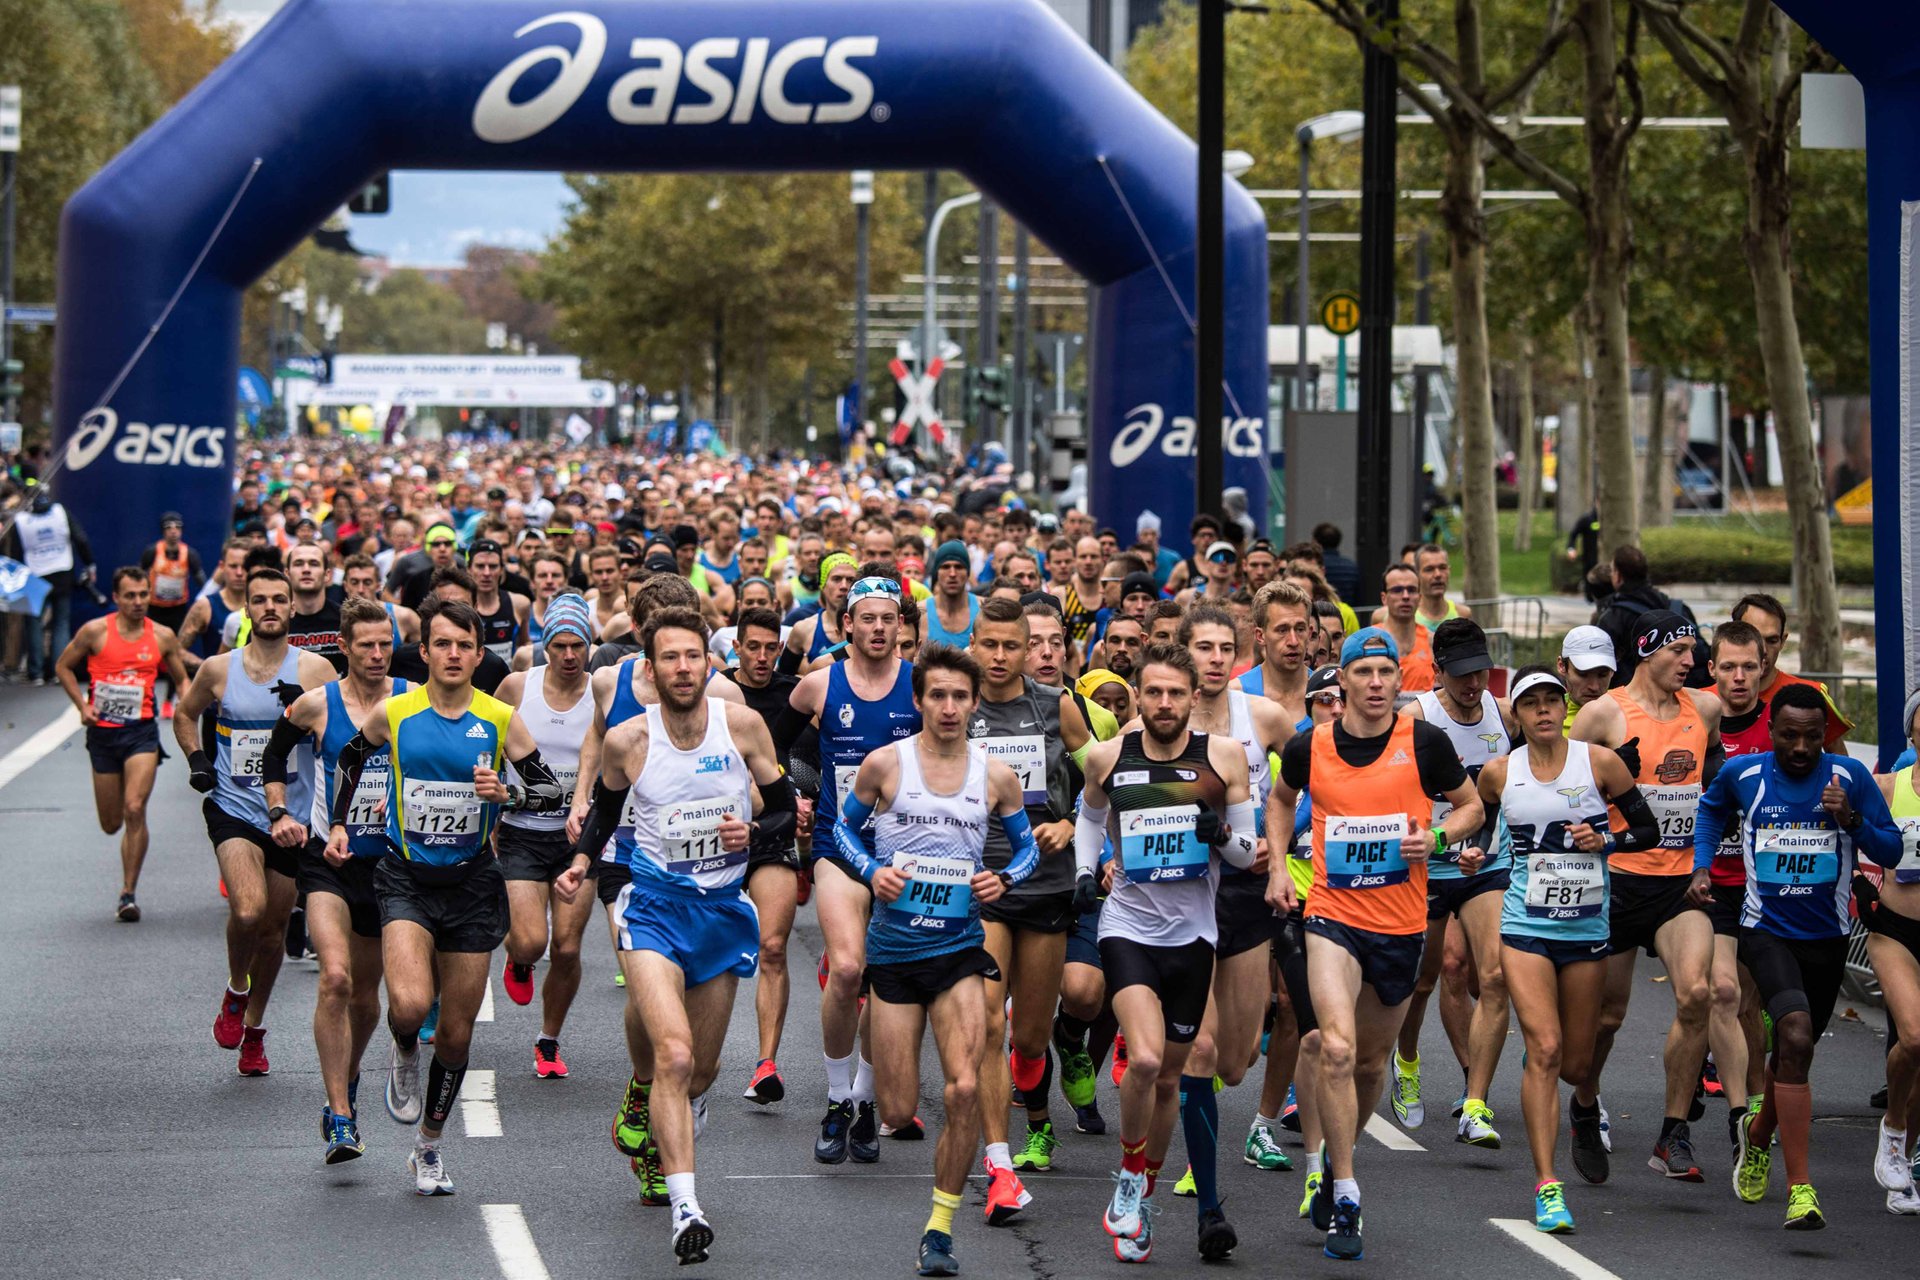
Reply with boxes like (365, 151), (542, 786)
(1896, 817), (1920, 886)
(402, 779), (481, 845)
(1643, 784), (1700, 848)
(607, 789), (641, 864)
(1524, 850), (1607, 919)
(92, 680), (144, 723)
(982, 735), (1047, 807)
(661, 797), (746, 880)
(1753, 826), (1838, 898)
(154, 572), (187, 601)
(227, 727), (271, 787)
(551, 765), (579, 808)
(886, 853), (976, 932)
(346, 764), (390, 837)
(1323, 814), (1410, 889)
(1119, 805), (1210, 885)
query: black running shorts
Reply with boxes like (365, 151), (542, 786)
(203, 797), (299, 879)
(1738, 927), (1847, 1039)
(86, 720), (160, 774)
(1098, 936), (1215, 1044)
(298, 850), (383, 939)
(375, 856), (508, 954)
(864, 945), (1001, 1007)
(496, 824), (574, 883)
(1214, 873), (1283, 959)
(1608, 871), (1703, 958)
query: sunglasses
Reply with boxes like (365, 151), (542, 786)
(1311, 692), (1346, 706)
(1209, 552), (1237, 564)
(427, 540), (456, 549)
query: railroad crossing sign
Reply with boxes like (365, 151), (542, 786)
(888, 356), (947, 447)
(1320, 291), (1361, 337)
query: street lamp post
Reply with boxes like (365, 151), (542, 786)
(851, 170), (873, 435)
(1196, 0), (1225, 523)
(1293, 111), (1365, 413)
(923, 190), (981, 451)
(0, 86), (19, 430)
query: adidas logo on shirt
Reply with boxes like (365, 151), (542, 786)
(1390, 749), (1411, 766)
(466, 724), (489, 739)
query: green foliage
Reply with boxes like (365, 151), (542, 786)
(1641, 522), (1873, 586)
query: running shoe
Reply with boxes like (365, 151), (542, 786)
(630, 1150), (669, 1205)
(1876, 1120), (1912, 1191)
(614, 1077), (651, 1156)
(1324, 1196), (1363, 1261)
(1280, 1083), (1301, 1132)
(238, 1027), (269, 1076)
(1783, 1182), (1824, 1230)
(1308, 1142), (1333, 1229)
(1111, 1034), (1128, 1086)
(1103, 1169), (1147, 1239)
(1534, 1180), (1574, 1233)
(985, 1162), (1032, 1225)
(1733, 1107), (1771, 1203)
(1197, 1206), (1237, 1261)
(614, 970), (625, 988)
(324, 1110), (365, 1165)
(744, 1058), (785, 1105)
(1571, 1109), (1609, 1185)
(1649, 1122), (1703, 1181)
(1073, 1101), (1106, 1135)
(1012, 1122), (1057, 1172)
(881, 1116), (926, 1140)
(1056, 1024), (1097, 1108)
(1451, 1091), (1468, 1120)
(160, 699), (174, 719)
(815, 1099), (853, 1164)
(387, 1038), (423, 1125)
(671, 1204), (714, 1264)
(213, 986), (247, 1049)
(1171, 1166), (1196, 1197)
(1391, 1053), (1423, 1128)
(1888, 1184), (1920, 1215)
(1701, 1055), (1723, 1098)
(1597, 1097), (1612, 1152)
(116, 893), (140, 923)
(917, 1229), (958, 1277)
(1245, 1123), (1293, 1170)
(1299, 1171), (1323, 1221)
(1687, 1076), (1707, 1123)
(503, 961), (535, 1006)
(409, 1142), (454, 1196)
(1113, 1201), (1155, 1263)
(849, 1100), (880, 1163)
(1457, 1100), (1500, 1149)
(533, 1038), (567, 1079)
(419, 997), (439, 1045)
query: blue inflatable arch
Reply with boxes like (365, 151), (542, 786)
(53, 0), (1269, 574)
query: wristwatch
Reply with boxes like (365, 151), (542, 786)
(267, 804), (289, 824)
(504, 783), (526, 811)
(1433, 827), (1449, 860)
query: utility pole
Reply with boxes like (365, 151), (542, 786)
(1354, 0), (1401, 603)
(975, 200), (999, 447)
(1195, 0), (1225, 526)
(2, 86), (22, 430)
(851, 171), (873, 432)
(1012, 227), (1031, 475)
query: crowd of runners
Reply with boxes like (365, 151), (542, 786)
(26, 437), (1920, 1270)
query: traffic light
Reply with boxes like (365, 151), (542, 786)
(1, 359), (22, 401)
(974, 363), (1010, 413)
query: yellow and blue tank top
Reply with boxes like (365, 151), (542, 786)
(385, 686), (515, 867)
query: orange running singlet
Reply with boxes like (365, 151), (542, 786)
(88, 617), (162, 727)
(1605, 687), (1706, 877)
(1305, 714), (1435, 936)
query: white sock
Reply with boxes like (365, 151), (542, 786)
(1306, 1150), (1323, 1176)
(1333, 1178), (1360, 1205)
(665, 1172), (699, 1217)
(985, 1141), (1012, 1171)
(825, 1052), (854, 1103)
(1253, 1113), (1278, 1131)
(852, 1055), (875, 1104)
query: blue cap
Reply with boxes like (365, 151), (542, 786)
(1340, 626), (1400, 668)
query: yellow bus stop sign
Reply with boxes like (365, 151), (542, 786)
(1321, 291), (1361, 337)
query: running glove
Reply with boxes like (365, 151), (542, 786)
(187, 750), (217, 793)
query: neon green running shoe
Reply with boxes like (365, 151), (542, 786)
(1299, 1171), (1323, 1220)
(613, 1076), (651, 1156)
(1245, 1124), (1293, 1170)
(1734, 1108), (1771, 1204)
(1059, 1046), (1097, 1108)
(1391, 1053), (1424, 1127)
(1012, 1121), (1058, 1172)
(630, 1146), (668, 1206)
(1784, 1183), (1824, 1230)
(1457, 1099), (1501, 1149)
(1172, 1165), (1197, 1197)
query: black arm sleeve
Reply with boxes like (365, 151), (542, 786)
(507, 747), (566, 812)
(1279, 729), (1313, 794)
(330, 731), (381, 827)
(1609, 786), (1664, 853)
(1701, 740), (1727, 788)
(570, 775), (631, 860)
(261, 714), (310, 787)
(776, 644), (804, 677)
(771, 699), (813, 759)
(754, 773), (798, 847)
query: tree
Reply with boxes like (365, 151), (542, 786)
(1633, 0), (1842, 672)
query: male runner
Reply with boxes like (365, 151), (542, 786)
(1558, 625), (1616, 732)
(1059, 536), (1106, 648)
(177, 538), (249, 660)
(966, 598), (1092, 1219)
(1730, 593), (1852, 746)
(1175, 542), (1239, 606)
(261, 598), (405, 1163)
(925, 541), (981, 649)
(1569, 610), (1731, 1185)
(341, 554), (420, 647)
(585, 546), (628, 638)
(1020, 597), (1073, 687)
(778, 575), (920, 1162)
(837, 645), (1037, 1276)
(325, 597), (567, 1196)
(1075, 643), (1260, 1263)
(1394, 619), (1517, 1146)
(494, 594), (596, 1076)
(141, 511), (201, 710)
(721, 607), (805, 1104)
(470, 538), (529, 662)
(782, 552), (857, 673)
(1266, 627), (1484, 1260)
(1237, 580), (1313, 723)
(56, 566), (191, 920)
(175, 568), (337, 1075)
(1699, 684), (1902, 1227)
(1376, 563), (1436, 701)
(557, 605), (792, 1265)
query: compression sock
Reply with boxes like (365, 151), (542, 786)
(1750, 1068), (1780, 1147)
(1024, 1048), (1054, 1115)
(1120, 1135), (1148, 1175)
(1011, 1045), (1047, 1094)
(1659, 1115), (1683, 1142)
(926, 1188), (962, 1235)
(424, 1054), (468, 1130)
(1145, 1159), (1164, 1198)
(1055, 1011), (1092, 1053)
(1179, 1075), (1222, 1212)
(1774, 1081), (1812, 1185)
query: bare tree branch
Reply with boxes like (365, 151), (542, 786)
(1639, 9), (1735, 112)
(1633, 0), (1740, 84)
(1486, 0), (1577, 113)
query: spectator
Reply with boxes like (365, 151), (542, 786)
(1592, 544), (1710, 689)
(1134, 511), (1182, 590)
(1565, 507), (1603, 602)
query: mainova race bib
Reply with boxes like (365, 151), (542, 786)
(1643, 784), (1700, 848)
(227, 727), (271, 787)
(1525, 849), (1607, 919)
(981, 735), (1047, 807)
(346, 763), (390, 839)
(402, 778), (480, 846)
(1896, 818), (1920, 885)
(92, 680), (144, 722)
(1324, 814), (1410, 888)
(1753, 826), (1838, 898)
(1119, 804), (1210, 885)
(661, 797), (746, 880)
(887, 853), (975, 932)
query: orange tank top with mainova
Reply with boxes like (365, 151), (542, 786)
(1306, 714), (1435, 936)
(1605, 686), (1706, 877)
(87, 618), (162, 727)
(149, 541), (192, 606)
(1391, 624), (1435, 707)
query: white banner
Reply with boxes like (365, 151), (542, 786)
(329, 353), (582, 383)
(285, 378), (614, 408)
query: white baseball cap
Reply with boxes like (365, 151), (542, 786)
(1561, 624), (1617, 672)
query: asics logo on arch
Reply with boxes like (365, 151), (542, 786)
(66, 407), (227, 471)
(1108, 404), (1265, 468)
(473, 12), (880, 144)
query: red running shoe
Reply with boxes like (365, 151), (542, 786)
(818, 953), (830, 991)
(744, 1058), (785, 1105)
(534, 1038), (568, 1079)
(238, 1027), (269, 1076)
(218, 878), (228, 899)
(1112, 1034), (1129, 1086)
(213, 986), (248, 1049)
(504, 961), (535, 1006)
(795, 860), (813, 906)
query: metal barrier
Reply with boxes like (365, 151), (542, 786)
(1843, 917), (1883, 1004)
(1461, 596), (1552, 671)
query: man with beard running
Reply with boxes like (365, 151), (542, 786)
(175, 568), (338, 1075)
(234, 542), (346, 674)
(1074, 644), (1260, 1263)
(262, 598), (408, 1163)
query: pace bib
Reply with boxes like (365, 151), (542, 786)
(1753, 826), (1839, 898)
(402, 779), (480, 845)
(661, 797), (746, 880)
(887, 853), (975, 932)
(1324, 814), (1410, 889)
(1119, 805), (1210, 885)
(228, 728), (271, 787)
(1524, 850), (1607, 919)
(981, 735), (1047, 807)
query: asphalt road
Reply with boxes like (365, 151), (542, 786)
(1, 681), (1914, 1279)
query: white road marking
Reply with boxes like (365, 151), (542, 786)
(1365, 1113), (1426, 1151)
(462, 1069), (501, 1137)
(726, 1172), (1116, 1181)
(481, 1204), (552, 1280)
(477, 972), (495, 1023)
(0, 706), (80, 790)
(1488, 1218), (1623, 1280)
